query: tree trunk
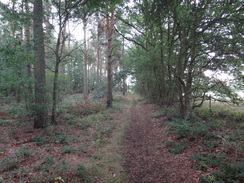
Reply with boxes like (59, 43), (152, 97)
(106, 3), (115, 107)
(44, 0), (51, 71)
(59, 22), (66, 75)
(25, 0), (33, 112)
(160, 24), (165, 102)
(177, 28), (187, 119)
(97, 21), (101, 85)
(122, 38), (126, 95)
(33, 0), (48, 128)
(51, 22), (63, 125)
(10, 0), (16, 38)
(83, 21), (88, 101)
(51, 60), (60, 125)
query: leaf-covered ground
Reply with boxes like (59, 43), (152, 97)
(122, 96), (200, 183)
(0, 94), (243, 182)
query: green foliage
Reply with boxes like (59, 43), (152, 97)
(96, 128), (112, 140)
(46, 73), (73, 109)
(169, 140), (189, 155)
(51, 132), (69, 144)
(17, 145), (31, 157)
(55, 159), (71, 174)
(92, 153), (103, 160)
(195, 103), (244, 122)
(0, 147), (5, 154)
(8, 129), (17, 136)
(60, 145), (76, 154)
(78, 145), (89, 153)
(0, 157), (19, 172)
(44, 144), (53, 152)
(33, 135), (47, 146)
(0, 120), (13, 126)
(221, 130), (244, 153)
(199, 160), (244, 183)
(190, 152), (226, 170)
(74, 163), (90, 182)
(66, 100), (105, 116)
(168, 116), (228, 138)
(163, 106), (179, 120)
(34, 155), (56, 173)
(7, 103), (30, 118)
(0, 145), (32, 172)
(190, 152), (244, 183)
(77, 119), (92, 131)
(167, 118), (213, 139)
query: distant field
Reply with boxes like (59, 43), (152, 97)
(200, 100), (244, 113)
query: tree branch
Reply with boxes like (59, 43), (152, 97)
(114, 27), (148, 51)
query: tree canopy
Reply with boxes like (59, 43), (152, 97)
(0, 0), (243, 124)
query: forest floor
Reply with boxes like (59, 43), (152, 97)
(0, 94), (243, 183)
(122, 95), (200, 183)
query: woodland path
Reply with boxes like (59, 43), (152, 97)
(121, 95), (200, 183)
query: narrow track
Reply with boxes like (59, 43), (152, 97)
(122, 96), (200, 183)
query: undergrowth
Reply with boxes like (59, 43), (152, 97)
(164, 104), (244, 183)
(0, 93), (123, 182)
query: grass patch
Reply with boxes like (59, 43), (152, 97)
(195, 101), (244, 121)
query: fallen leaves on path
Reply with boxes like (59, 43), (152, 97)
(122, 96), (200, 183)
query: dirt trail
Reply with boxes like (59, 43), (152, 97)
(122, 96), (200, 183)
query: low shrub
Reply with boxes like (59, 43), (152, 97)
(199, 157), (244, 183)
(60, 145), (76, 154)
(66, 101), (105, 116)
(166, 118), (212, 139)
(169, 139), (189, 155)
(78, 145), (89, 153)
(0, 157), (19, 172)
(74, 163), (90, 182)
(33, 135), (47, 146)
(51, 132), (69, 144)
(55, 159), (71, 174)
(77, 119), (92, 131)
(17, 145), (31, 157)
(34, 154), (56, 173)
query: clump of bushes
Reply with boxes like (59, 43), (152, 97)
(66, 101), (105, 116)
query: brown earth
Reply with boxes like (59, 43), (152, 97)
(122, 96), (201, 183)
(0, 94), (205, 182)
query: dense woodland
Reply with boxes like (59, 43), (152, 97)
(0, 0), (243, 182)
(0, 0), (243, 125)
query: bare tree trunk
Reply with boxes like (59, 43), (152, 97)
(51, 22), (63, 125)
(59, 22), (66, 75)
(33, 0), (48, 128)
(177, 29), (189, 119)
(97, 22), (101, 86)
(160, 24), (165, 102)
(10, 0), (16, 38)
(106, 4), (115, 107)
(25, 0), (33, 112)
(122, 38), (126, 95)
(51, 58), (60, 125)
(83, 21), (88, 101)
(44, 0), (51, 71)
